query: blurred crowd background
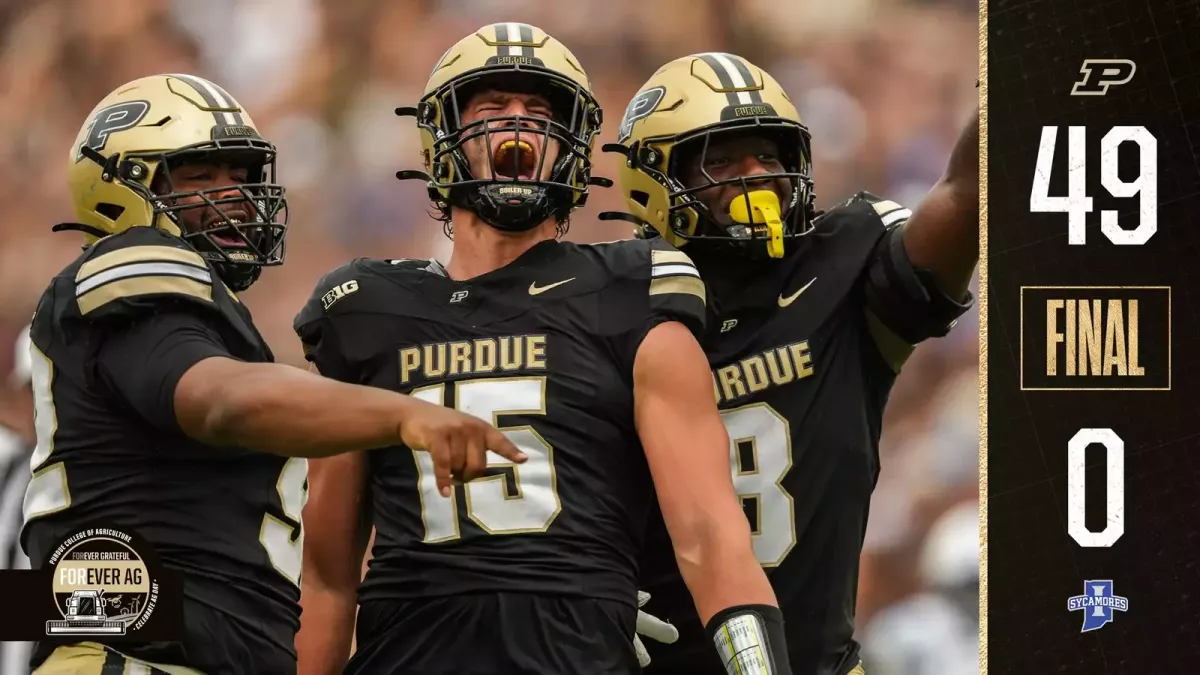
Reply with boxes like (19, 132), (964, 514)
(0, 0), (980, 673)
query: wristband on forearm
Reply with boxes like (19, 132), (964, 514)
(705, 604), (792, 675)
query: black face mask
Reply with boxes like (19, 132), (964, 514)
(64, 135), (289, 293)
(667, 123), (816, 259)
(147, 141), (288, 292)
(402, 69), (603, 233)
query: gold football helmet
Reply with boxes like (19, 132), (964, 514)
(602, 53), (815, 258)
(63, 74), (287, 291)
(396, 23), (607, 233)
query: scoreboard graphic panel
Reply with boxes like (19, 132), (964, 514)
(988, 1), (1200, 671)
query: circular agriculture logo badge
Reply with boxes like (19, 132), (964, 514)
(45, 527), (158, 637)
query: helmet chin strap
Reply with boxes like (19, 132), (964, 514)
(459, 183), (557, 232)
(216, 264), (260, 292)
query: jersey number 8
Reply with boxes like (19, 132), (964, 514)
(722, 403), (796, 567)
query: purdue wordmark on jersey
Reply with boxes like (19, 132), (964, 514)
(294, 237), (706, 608)
(399, 335), (548, 384)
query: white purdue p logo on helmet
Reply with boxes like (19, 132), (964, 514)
(618, 87), (666, 144)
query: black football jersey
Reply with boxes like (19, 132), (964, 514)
(21, 226), (305, 675)
(640, 194), (923, 675)
(293, 238), (705, 609)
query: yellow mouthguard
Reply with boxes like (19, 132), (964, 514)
(498, 140), (534, 153)
(729, 190), (785, 258)
(495, 140), (535, 175)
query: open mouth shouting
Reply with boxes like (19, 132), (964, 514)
(491, 139), (540, 180)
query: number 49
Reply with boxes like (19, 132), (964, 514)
(1030, 126), (1157, 245)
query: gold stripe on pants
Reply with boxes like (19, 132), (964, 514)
(34, 642), (205, 675)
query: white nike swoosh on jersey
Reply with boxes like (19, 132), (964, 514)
(528, 278), (576, 295)
(778, 278), (817, 307)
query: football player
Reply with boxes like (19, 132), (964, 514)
(0, 325), (33, 675)
(294, 24), (794, 675)
(606, 54), (979, 675)
(24, 74), (521, 675)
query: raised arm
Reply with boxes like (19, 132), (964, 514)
(899, 106), (981, 301)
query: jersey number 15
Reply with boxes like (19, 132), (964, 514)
(411, 377), (562, 541)
(408, 378), (796, 568)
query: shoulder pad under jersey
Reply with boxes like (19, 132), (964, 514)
(384, 257), (439, 269)
(294, 257), (438, 328)
(818, 191), (913, 234)
(293, 257), (441, 377)
(296, 259), (366, 330)
(592, 237), (707, 338)
(69, 226), (232, 322)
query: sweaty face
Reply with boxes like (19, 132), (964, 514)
(459, 90), (562, 182)
(158, 161), (253, 247)
(679, 132), (793, 227)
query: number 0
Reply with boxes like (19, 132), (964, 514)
(1067, 428), (1124, 548)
